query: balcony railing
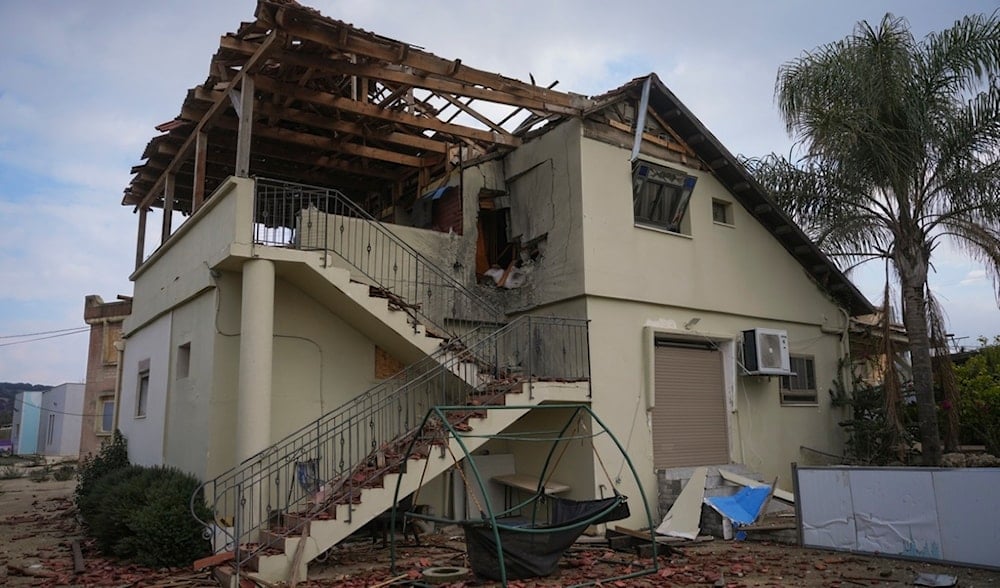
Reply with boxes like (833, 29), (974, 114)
(193, 315), (590, 568)
(253, 177), (504, 337)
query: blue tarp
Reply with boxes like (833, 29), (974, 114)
(704, 486), (771, 526)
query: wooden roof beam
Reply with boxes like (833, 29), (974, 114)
(254, 102), (447, 153)
(273, 9), (586, 111)
(137, 31), (283, 209)
(254, 125), (436, 167)
(254, 76), (518, 147)
(215, 38), (583, 117)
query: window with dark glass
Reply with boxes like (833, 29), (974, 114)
(632, 161), (697, 234)
(780, 355), (817, 404)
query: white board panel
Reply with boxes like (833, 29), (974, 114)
(797, 467), (1000, 570)
(798, 468), (856, 549)
(848, 469), (940, 558)
(933, 469), (1000, 567)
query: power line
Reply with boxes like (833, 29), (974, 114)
(12, 398), (108, 418)
(0, 328), (90, 348)
(0, 326), (90, 339)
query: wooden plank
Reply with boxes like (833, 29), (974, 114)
(193, 550), (234, 571)
(234, 75), (255, 177)
(218, 36), (582, 117)
(193, 131), (207, 210)
(606, 118), (689, 155)
(160, 172), (174, 241)
(254, 75), (519, 147)
(613, 525), (656, 541)
(255, 125), (433, 167)
(253, 101), (447, 153)
(71, 539), (85, 574)
(272, 11), (583, 110)
(137, 31), (281, 209)
(719, 469), (795, 503)
(134, 207), (147, 271)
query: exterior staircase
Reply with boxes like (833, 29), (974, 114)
(193, 178), (591, 584)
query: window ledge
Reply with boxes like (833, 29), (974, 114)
(713, 221), (735, 229)
(780, 401), (819, 407)
(634, 223), (693, 239)
(96, 431), (112, 437)
(134, 415), (147, 420)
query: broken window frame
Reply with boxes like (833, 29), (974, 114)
(632, 161), (697, 234)
(780, 355), (818, 405)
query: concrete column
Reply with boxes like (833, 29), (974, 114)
(237, 258), (275, 463)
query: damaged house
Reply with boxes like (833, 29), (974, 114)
(116, 0), (873, 581)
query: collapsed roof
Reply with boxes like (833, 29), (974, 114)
(124, 0), (872, 315)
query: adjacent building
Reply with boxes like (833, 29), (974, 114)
(37, 383), (85, 457)
(80, 295), (132, 456)
(11, 390), (43, 455)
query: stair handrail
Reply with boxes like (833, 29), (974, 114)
(191, 315), (591, 567)
(253, 177), (506, 336)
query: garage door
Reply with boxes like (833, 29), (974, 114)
(652, 343), (729, 468)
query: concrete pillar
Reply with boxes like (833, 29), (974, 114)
(237, 258), (275, 463)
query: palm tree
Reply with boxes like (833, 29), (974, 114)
(746, 13), (1000, 465)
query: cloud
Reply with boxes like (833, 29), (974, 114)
(2, 0), (998, 384)
(960, 269), (988, 286)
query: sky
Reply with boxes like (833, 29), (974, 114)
(1, 0), (998, 385)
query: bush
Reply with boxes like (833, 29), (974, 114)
(79, 464), (212, 566)
(53, 464), (75, 481)
(839, 384), (913, 465)
(29, 466), (51, 483)
(76, 430), (129, 507)
(956, 341), (1000, 455)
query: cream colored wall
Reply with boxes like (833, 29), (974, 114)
(499, 119), (586, 309)
(579, 139), (842, 324)
(585, 296), (849, 503)
(119, 313), (171, 467)
(195, 271), (384, 479)
(207, 271), (242, 479)
(270, 277), (379, 441)
(126, 177), (253, 335)
(162, 291), (216, 477)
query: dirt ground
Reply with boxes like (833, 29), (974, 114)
(1, 474), (998, 587)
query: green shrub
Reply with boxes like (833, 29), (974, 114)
(839, 384), (913, 465)
(79, 465), (211, 566)
(53, 464), (75, 481)
(76, 430), (129, 506)
(29, 466), (51, 483)
(78, 465), (148, 554)
(956, 341), (1000, 455)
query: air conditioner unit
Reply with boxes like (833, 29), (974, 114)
(741, 328), (791, 375)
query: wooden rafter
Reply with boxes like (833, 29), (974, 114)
(136, 30), (283, 209)
(253, 76), (518, 147)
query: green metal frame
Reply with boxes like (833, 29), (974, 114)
(389, 404), (659, 587)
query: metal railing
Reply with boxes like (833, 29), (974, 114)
(193, 315), (590, 569)
(253, 177), (504, 336)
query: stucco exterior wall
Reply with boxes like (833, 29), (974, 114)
(579, 137), (843, 325)
(495, 119), (586, 311)
(37, 383), (84, 456)
(584, 292), (848, 504)
(162, 291), (217, 477)
(127, 177), (253, 335)
(119, 313), (171, 467)
(270, 277), (381, 441)
(12, 391), (42, 455)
